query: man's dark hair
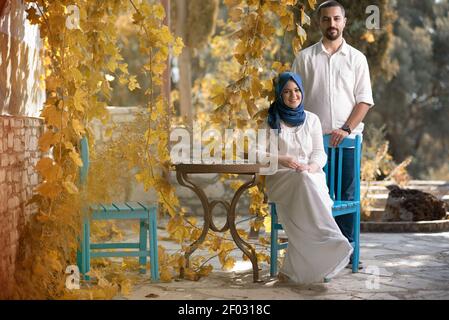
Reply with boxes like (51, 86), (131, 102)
(317, 1), (346, 18)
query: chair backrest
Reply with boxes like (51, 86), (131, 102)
(323, 134), (362, 202)
(79, 136), (90, 185)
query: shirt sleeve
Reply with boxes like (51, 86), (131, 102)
(308, 115), (327, 168)
(354, 55), (375, 107)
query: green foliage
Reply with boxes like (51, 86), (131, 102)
(361, 125), (412, 219)
(367, 0), (449, 178)
(362, 125), (411, 184)
(337, 0), (397, 82)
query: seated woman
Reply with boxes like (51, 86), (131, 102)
(265, 72), (353, 284)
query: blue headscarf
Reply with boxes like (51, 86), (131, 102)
(267, 72), (306, 131)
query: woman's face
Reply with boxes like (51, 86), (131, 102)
(281, 80), (302, 109)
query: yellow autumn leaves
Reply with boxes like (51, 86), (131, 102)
(18, 0), (179, 298)
(217, 0), (315, 127)
(19, 0), (320, 299)
(203, 0), (317, 279)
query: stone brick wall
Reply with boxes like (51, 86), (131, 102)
(0, 115), (42, 298)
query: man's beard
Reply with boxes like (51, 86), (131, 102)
(325, 28), (341, 41)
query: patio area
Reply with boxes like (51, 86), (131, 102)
(112, 217), (449, 300)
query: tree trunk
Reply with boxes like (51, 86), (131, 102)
(0, 0), (8, 16)
(175, 0), (193, 127)
(161, 0), (171, 107)
(0, 0), (44, 116)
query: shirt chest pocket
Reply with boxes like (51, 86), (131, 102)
(337, 67), (355, 91)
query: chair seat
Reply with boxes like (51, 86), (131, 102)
(332, 200), (359, 210)
(273, 223), (284, 230)
(90, 201), (150, 212)
(331, 200), (360, 217)
(90, 202), (153, 220)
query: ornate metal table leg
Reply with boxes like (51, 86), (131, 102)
(176, 171), (212, 277)
(176, 170), (261, 282)
(227, 173), (262, 282)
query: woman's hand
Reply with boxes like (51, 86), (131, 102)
(278, 155), (302, 170)
(295, 163), (310, 172)
(279, 156), (320, 173)
(307, 163), (320, 173)
(295, 163), (320, 173)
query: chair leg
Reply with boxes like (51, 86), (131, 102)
(270, 203), (279, 277)
(78, 217), (88, 276)
(139, 219), (147, 274)
(352, 208), (361, 273)
(77, 217), (90, 280)
(76, 238), (83, 274)
(149, 205), (159, 281)
(85, 218), (90, 280)
(76, 218), (83, 274)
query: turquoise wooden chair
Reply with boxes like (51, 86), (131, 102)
(76, 136), (159, 281)
(269, 134), (362, 276)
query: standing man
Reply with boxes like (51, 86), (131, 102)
(292, 0), (374, 269)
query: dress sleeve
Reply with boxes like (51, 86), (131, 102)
(308, 115), (327, 168)
(254, 123), (279, 162)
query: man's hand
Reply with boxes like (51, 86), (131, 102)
(330, 129), (349, 147)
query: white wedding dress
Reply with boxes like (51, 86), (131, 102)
(266, 111), (353, 284)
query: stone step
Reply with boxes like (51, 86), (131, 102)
(361, 180), (449, 186)
(364, 194), (389, 208)
(361, 185), (449, 194)
(362, 208), (449, 223)
(363, 192), (449, 208)
(361, 218), (449, 233)
(362, 207), (385, 222)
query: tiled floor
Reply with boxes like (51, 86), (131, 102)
(113, 216), (449, 300)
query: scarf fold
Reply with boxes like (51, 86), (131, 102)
(267, 72), (306, 131)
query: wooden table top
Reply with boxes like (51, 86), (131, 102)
(173, 163), (264, 174)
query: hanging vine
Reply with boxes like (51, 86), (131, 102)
(13, 0), (315, 299)
(211, 0), (316, 263)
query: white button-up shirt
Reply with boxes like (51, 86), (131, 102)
(292, 39), (374, 135)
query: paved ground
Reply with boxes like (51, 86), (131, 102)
(113, 217), (449, 300)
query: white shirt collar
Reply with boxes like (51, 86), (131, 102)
(317, 38), (349, 56)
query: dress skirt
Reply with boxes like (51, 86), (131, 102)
(266, 168), (353, 284)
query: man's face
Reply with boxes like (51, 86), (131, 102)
(319, 6), (346, 41)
